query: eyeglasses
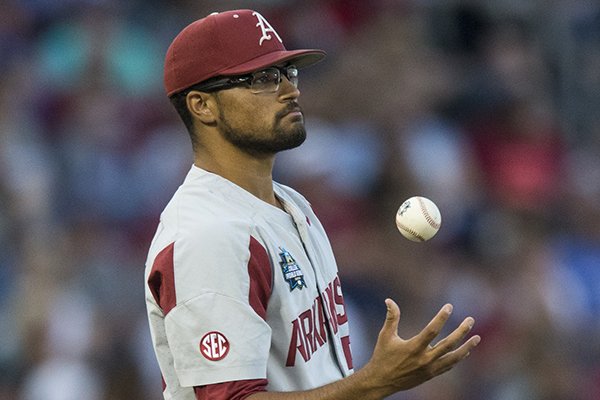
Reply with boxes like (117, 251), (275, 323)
(191, 65), (299, 94)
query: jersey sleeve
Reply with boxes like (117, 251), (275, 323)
(166, 293), (271, 386)
(148, 218), (274, 389)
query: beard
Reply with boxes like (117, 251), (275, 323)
(217, 103), (307, 156)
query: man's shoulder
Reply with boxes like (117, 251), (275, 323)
(162, 190), (255, 242)
(163, 171), (254, 225)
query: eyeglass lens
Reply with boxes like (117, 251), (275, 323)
(250, 66), (298, 93)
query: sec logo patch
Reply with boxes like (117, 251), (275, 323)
(200, 331), (230, 361)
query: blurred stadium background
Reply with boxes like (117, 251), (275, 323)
(1, 0), (599, 399)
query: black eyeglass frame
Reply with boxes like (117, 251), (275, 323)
(187, 64), (299, 94)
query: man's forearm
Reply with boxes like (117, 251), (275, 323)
(246, 368), (390, 400)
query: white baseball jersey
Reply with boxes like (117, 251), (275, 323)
(145, 165), (353, 399)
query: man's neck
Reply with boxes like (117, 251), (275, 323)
(194, 151), (281, 209)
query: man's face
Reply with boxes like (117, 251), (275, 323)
(212, 72), (306, 156)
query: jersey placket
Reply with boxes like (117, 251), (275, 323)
(279, 199), (350, 378)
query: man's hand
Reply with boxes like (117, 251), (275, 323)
(358, 299), (481, 397)
(247, 299), (480, 400)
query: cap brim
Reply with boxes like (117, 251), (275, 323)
(217, 49), (326, 76)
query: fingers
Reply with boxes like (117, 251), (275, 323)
(433, 334), (481, 374)
(379, 298), (401, 340)
(411, 304), (453, 349)
(378, 300), (482, 370)
(371, 301), (481, 389)
(427, 316), (481, 376)
(429, 316), (475, 360)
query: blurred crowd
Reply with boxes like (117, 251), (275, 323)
(1, 0), (599, 399)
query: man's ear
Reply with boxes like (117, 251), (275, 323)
(186, 91), (217, 124)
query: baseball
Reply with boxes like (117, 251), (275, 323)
(395, 196), (442, 242)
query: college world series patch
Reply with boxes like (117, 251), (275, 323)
(278, 247), (306, 291)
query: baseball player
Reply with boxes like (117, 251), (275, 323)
(145, 9), (481, 400)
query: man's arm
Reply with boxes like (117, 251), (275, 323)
(247, 299), (481, 400)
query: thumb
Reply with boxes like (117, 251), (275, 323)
(379, 298), (400, 339)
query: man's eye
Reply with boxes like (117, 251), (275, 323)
(255, 72), (278, 84)
(254, 76), (271, 84)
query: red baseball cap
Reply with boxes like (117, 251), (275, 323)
(164, 9), (326, 96)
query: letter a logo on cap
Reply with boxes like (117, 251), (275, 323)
(253, 11), (282, 46)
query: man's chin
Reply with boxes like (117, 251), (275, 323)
(277, 126), (306, 151)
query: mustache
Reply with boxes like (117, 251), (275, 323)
(275, 102), (303, 120)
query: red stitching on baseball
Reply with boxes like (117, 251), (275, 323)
(418, 198), (440, 230)
(396, 221), (426, 241)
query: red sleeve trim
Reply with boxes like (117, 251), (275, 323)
(194, 378), (268, 400)
(147, 242), (177, 314)
(248, 237), (273, 320)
